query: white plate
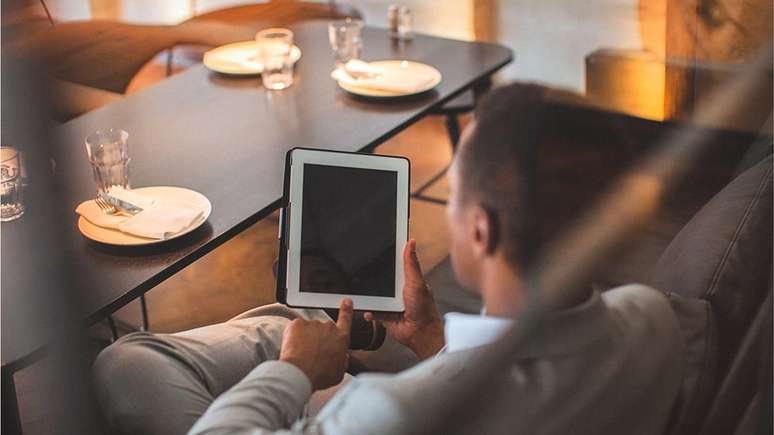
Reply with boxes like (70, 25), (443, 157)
(203, 41), (302, 75)
(77, 186), (212, 246)
(337, 60), (442, 98)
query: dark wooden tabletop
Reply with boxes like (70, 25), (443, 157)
(1, 21), (512, 369)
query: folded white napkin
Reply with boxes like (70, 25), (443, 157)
(76, 187), (204, 240)
(331, 60), (435, 93)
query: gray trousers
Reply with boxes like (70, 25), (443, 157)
(92, 304), (416, 435)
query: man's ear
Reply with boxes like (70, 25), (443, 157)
(469, 205), (499, 257)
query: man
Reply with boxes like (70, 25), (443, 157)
(93, 83), (684, 435)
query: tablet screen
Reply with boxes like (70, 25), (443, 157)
(299, 163), (397, 297)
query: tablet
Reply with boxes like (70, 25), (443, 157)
(277, 148), (409, 312)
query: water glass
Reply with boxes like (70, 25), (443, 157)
(84, 128), (130, 195)
(328, 19), (364, 67)
(257, 28), (294, 90)
(1, 147), (25, 222)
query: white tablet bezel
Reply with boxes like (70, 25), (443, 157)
(285, 148), (408, 312)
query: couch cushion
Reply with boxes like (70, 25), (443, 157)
(701, 289), (772, 435)
(649, 154), (772, 372)
(665, 294), (718, 435)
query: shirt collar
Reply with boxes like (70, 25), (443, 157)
(444, 311), (514, 353)
(443, 291), (610, 357)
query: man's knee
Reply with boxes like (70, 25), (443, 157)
(93, 333), (177, 425)
(94, 332), (215, 434)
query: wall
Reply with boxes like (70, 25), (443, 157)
(46, 0), (90, 20)
(346, 0), (473, 41)
(350, 0), (647, 92)
(495, 0), (644, 92)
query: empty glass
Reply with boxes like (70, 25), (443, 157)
(84, 128), (130, 195)
(1, 147), (25, 222)
(328, 19), (364, 67)
(257, 28), (294, 90)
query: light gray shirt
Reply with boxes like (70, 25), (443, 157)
(188, 284), (684, 435)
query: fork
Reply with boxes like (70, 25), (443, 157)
(95, 196), (117, 215)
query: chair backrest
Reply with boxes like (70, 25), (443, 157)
(188, 1), (363, 29)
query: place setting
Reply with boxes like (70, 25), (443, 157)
(75, 128), (211, 246)
(204, 27), (301, 91)
(203, 38), (302, 77)
(328, 18), (442, 99)
(202, 17), (442, 98)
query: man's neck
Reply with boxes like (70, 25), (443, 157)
(480, 257), (524, 317)
(480, 257), (592, 317)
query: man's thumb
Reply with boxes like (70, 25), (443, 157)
(404, 239), (424, 281)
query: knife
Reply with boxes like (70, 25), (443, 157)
(99, 191), (144, 215)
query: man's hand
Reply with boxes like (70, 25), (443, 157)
(365, 240), (445, 360)
(280, 298), (353, 391)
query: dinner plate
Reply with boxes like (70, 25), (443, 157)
(77, 186), (212, 246)
(336, 60), (442, 98)
(203, 41), (302, 75)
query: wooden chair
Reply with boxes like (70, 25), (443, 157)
(4, 1), (361, 95)
(183, 1), (362, 29)
(4, 19), (255, 94)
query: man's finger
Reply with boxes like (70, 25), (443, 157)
(336, 298), (354, 332)
(404, 239), (424, 284)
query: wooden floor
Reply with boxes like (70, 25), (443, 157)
(15, 54), (465, 434)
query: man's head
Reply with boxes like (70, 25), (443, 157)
(446, 83), (580, 313)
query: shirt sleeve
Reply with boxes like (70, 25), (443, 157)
(187, 360), (313, 435)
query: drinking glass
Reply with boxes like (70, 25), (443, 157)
(257, 28), (294, 90)
(1, 147), (25, 222)
(328, 19), (364, 67)
(84, 128), (130, 195)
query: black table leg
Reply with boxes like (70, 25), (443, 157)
(2, 366), (22, 435)
(411, 104), (466, 204)
(103, 294), (150, 340)
(412, 79), (493, 204)
(107, 315), (119, 342)
(445, 112), (462, 149)
(165, 48), (174, 77)
(140, 294), (149, 331)
(472, 76), (493, 102)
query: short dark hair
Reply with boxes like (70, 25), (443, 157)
(456, 83), (587, 269)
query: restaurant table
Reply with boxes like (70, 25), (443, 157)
(1, 20), (511, 432)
